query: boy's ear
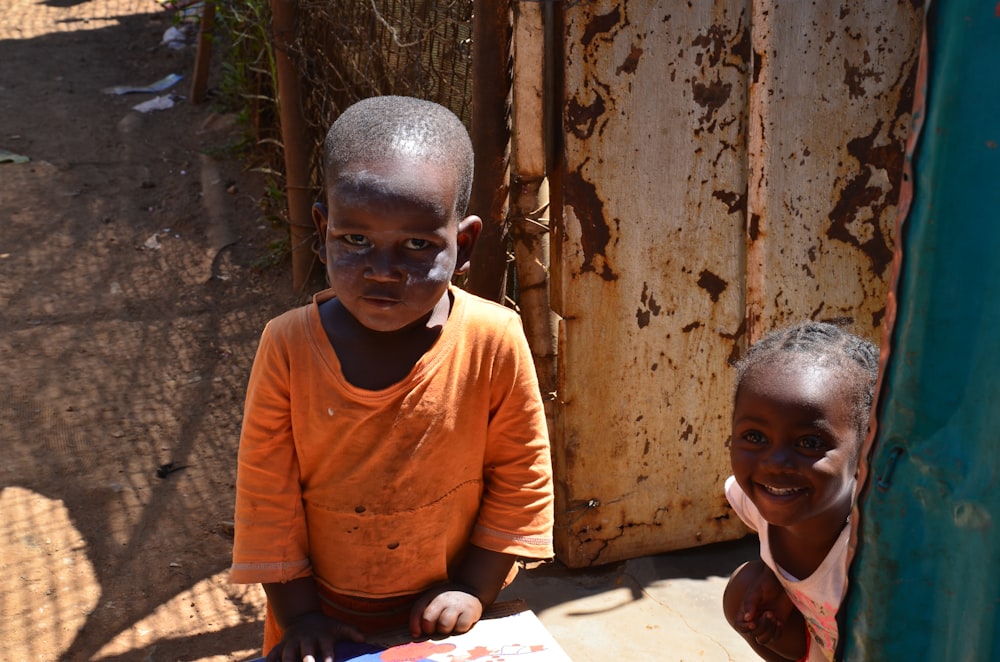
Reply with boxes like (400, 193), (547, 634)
(312, 203), (329, 264)
(454, 214), (483, 275)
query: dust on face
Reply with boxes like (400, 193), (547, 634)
(319, 155), (462, 333)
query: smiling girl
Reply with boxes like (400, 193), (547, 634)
(722, 321), (879, 661)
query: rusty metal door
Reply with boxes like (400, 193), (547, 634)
(549, 1), (922, 567)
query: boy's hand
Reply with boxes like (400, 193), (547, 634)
(265, 611), (365, 662)
(409, 583), (483, 638)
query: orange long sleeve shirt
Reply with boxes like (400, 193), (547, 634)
(231, 287), (554, 602)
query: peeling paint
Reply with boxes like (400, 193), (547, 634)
(581, 6), (623, 48)
(636, 282), (662, 328)
(692, 75), (733, 127)
(616, 44), (643, 75)
(752, 49), (763, 84)
(566, 94), (607, 140)
(827, 120), (898, 276)
(697, 269), (728, 302)
(721, 319), (746, 367)
(564, 168), (617, 281)
(712, 189), (747, 215)
(748, 212), (761, 241)
(679, 423), (695, 442)
(844, 51), (882, 99)
(693, 25), (728, 68)
(733, 21), (751, 65)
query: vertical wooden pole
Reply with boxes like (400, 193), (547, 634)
(189, 0), (215, 104)
(270, 0), (316, 294)
(466, 0), (512, 302)
(509, 0), (557, 433)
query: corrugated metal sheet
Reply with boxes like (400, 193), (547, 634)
(842, 2), (1000, 658)
(551, 1), (922, 567)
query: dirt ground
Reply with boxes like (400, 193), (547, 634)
(0, 1), (321, 659)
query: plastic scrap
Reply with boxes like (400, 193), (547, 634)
(162, 26), (186, 50)
(0, 149), (30, 164)
(133, 94), (177, 113)
(102, 73), (182, 96)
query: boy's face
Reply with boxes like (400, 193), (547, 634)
(729, 358), (860, 538)
(313, 155), (481, 333)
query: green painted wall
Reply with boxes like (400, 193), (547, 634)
(842, 1), (1000, 659)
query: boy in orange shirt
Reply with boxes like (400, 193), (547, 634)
(231, 96), (554, 661)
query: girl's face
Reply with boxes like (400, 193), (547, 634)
(730, 358), (861, 538)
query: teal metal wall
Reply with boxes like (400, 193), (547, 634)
(841, 1), (1000, 659)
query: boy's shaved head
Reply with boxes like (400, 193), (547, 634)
(323, 96), (474, 217)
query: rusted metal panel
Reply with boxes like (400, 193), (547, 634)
(553, 2), (751, 567)
(550, 0), (922, 568)
(745, 0), (922, 343)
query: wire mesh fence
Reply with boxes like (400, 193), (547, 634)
(215, 0), (509, 292)
(284, 0), (476, 200)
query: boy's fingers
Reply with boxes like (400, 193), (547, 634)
(453, 609), (477, 634)
(409, 595), (434, 637)
(430, 606), (459, 634)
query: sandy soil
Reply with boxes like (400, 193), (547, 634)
(0, 1), (319, 659)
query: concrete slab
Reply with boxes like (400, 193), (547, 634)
(498, 537), (761, 661)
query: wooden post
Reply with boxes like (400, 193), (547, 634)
(189, 0), (215, 104)
(270, 0), (316, 294)
(466, 0), (512, 303)
(509, 0), (557, 433)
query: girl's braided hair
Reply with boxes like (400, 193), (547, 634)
(734, 321), (880, 438)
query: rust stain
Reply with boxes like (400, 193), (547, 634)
(679, 423), (695, 442)
(693, 21), (749, 71)
(697, 270), (727, 302)
(693, 25), (727, 68)
(692, 75), (732, 127)
(564, 168), (618, 281)
(682, 321), (702, 332)
(712, 189), (746, 215)
(616, 44), (643, 75)
(566, 94), (607, 140)
(872, 306), (885, 329)
(581, 6), (623, 48)
(748, 213), (761, 241)
(636, 282), (662, 328)
(733, 22), (750, 65)
(827, 118), (899, 276)
(844, 51), (881, 100)
(828, 51), (917, 274)
(720, 319), (746, 367)
(809, 301), (826, 320)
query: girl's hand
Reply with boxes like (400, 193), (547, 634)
(409, 584), (483, 638)
(265, 611), (365, 662)
(736, 565), (806, 660)
(735, 567), (792, 643)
